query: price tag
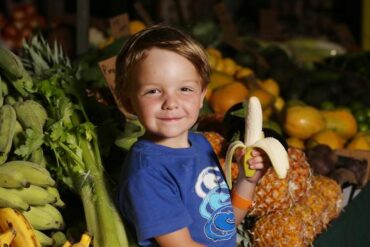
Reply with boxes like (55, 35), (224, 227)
(98, 56), (136, 119)
(213, 2), (245, 51)
(109, 13), (130, 39)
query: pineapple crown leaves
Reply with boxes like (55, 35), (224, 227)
(22, 34), (72, 76)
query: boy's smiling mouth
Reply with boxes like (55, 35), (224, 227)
(158, 116), (183, 121)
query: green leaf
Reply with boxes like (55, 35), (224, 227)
(14, 128), (44, 158)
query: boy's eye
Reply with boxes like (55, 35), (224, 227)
(144, 89), (160, 95)
(180, 87), (193, 92)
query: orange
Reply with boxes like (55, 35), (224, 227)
(307, 129), (345, 150)
(286, 137), (305, 149)
(209, 82), (249, 116)
(235, 67), (254, 80)
(284, 105), (325, 140)
(129, 20), (146, 35)
(322, 108), (358, 140)
(273, 96), (285, 113)
(346, 132), (370, 151)
(206, 47), (222, 59)
(208, 71), (234, 90)
(222, 57), (238, 76)
(248, 88), (275, 109)
(260, 78), (280, 96)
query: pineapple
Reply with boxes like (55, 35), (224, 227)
(249, 148), (312, 216)
(203, 131), (226, 157)
(253, 208), (306, 247)
(252, 204), (317, 247)
(311, 175), (343, 222)
(299, 187), (329, 234)
(219, 157), (239, 181)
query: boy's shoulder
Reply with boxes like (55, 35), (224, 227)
(189, 131), (211, 147)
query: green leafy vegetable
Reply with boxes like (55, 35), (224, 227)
(21, 36), (129, 247)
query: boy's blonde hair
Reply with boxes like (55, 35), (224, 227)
(115, 24), (210, 103)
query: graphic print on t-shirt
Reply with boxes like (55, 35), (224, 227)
(195, 166), (235, 242)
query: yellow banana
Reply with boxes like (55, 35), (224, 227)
(0, 207), (41, 247)
(62, 240), (72, 247)
(225, 96), (289, 188)
(0, 227), (16, 247)
(72, 232), (92, 247)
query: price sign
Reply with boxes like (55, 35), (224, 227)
(98, 56), (136, 119)
(109, 13), (130, 39)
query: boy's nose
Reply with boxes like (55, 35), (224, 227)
(162, 94), (178, 110)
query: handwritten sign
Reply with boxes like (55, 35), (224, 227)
(98, 56), (136, 119)
(109, 13), (130, 39)
(213, 2), (245, 51)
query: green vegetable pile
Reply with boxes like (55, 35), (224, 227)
(0, 36), (129, 246)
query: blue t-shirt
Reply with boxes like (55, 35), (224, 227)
(118, 132), (236, 246)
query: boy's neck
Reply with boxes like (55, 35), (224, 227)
(143, 132), (191, 148)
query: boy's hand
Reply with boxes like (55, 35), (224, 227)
(234, 148), (269, 184)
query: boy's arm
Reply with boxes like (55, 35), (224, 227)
(232, 179), (257, 226)
(231, 148), (268, 226)
(155, 227), (206, 247)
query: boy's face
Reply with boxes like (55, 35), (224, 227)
(126, 48), (206, 148)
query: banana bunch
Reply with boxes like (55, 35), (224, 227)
(0, 160), (66, 246)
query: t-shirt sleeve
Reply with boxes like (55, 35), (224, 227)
(122, 165), (193, 245)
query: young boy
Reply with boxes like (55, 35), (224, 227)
(116, 25), (268, 247)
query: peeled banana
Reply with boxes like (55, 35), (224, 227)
(0, 160), (55, 187)
(225, 96), (290, 188)
(0, 207), (41, 247)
